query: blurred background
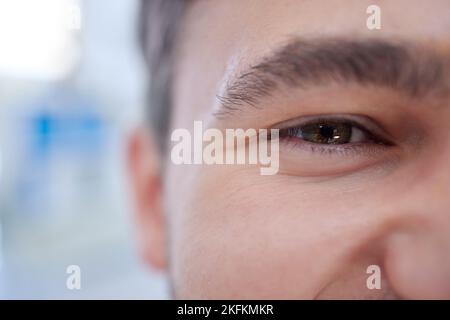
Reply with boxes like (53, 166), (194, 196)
(0, 0), (168, 299)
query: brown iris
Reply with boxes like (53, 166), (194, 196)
(301, 122), (352, 144)
(282, 121), (354, 144)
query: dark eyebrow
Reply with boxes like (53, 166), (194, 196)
(215, 38), (448, 118)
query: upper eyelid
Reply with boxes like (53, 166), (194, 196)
(272, 114), (378, 129)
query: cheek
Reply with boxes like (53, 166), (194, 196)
(166, 165), (383, 299)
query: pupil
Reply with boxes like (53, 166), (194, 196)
(319, 125), (336, 140)
(299, 122), (353, 144)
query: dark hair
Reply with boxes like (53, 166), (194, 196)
(139, 0), (187, 151)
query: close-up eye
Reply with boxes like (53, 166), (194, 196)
(281, 121), (368, 145)
(277, 115), (392, 148)
(273, 115), (399, 177)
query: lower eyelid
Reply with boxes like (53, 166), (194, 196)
(277, 137), (401, 177)
(279, 135), (390, 157)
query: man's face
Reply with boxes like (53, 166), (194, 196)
(137, 0), (450, 299)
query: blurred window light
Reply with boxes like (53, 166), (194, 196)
(0, 0), (81, 80)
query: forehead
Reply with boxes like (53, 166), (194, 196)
(171, 0), (450, 127)
(180, 0), (450, 45)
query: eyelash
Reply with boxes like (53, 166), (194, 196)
(275, 115), (393, 155)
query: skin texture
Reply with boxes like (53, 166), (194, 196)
(128, 0), (450, 299)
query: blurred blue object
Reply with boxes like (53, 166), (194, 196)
(0, 0), (168, 299)
(10, 88), (109, 221)
(29, 92), (105, 158)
